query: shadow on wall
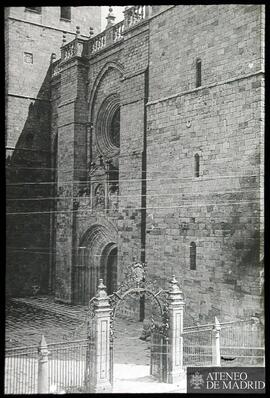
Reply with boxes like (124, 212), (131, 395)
(6, 63), (54, 298)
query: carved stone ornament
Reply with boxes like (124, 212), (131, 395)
(132, 262), (145, 283)
(94, 183), (105, 209)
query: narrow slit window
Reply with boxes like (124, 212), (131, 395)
(60, 7), (71, 21)
(194, 153), (200, 177)
(196, 58), (202, 88)
(190, 242), (196, 270)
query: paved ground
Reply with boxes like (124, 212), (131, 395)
(5, 295), (187, 393)
(6, 296), (151, 366)
(5, 298), (87, 347)
(113, 364), (186, 393)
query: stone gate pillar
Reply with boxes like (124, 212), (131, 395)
(86, 279), (112, 393)
(167, 276), (185, 384)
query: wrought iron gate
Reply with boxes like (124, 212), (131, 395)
(150, 325), (168, 382)
(84, 266), (185, 392)
(107, 262), (169, 386)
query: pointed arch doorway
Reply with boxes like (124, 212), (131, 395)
(101, 243), (118, 296)
(73, 224), (117, 305)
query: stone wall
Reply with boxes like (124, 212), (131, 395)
(148, 4), (263, 101)
(117, 21), (149, 282)
(146, 4), (264, 323)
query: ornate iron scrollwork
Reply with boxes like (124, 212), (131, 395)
(87, 296), (97, 320)
(107, 261), (169, 336)
(84, 262), (170, 348)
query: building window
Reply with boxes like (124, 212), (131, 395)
(60, 7), (71, 21)
(24, 52), (33, 64)
(196, 58), (202, 87)
(25, 7), (41, 13)
(194, 153), (200, 177)
(190, 242), (196, 270)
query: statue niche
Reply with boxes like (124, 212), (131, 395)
(94, 183), (105, 209)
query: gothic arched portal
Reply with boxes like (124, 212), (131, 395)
(73, 224), (117, 304)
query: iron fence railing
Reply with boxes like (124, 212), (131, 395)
(48, 339), (88, 392)
(182, 327), (213, 367)
(5, 345), (38, 394)
(182, 318), (265, 368)
(220, 320), (265, 366)
(5, 339), (88, 394)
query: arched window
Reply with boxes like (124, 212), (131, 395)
(60, 7), (71, 21)
(190, 242), (196, 270)
(196, 58), (202, 88)
(194, 153), (200, 177)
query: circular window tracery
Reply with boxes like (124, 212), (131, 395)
(110, 108), (120, 148)
(95, 93), (120, 158)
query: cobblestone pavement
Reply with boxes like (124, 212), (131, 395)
(5, 296), (150, 366)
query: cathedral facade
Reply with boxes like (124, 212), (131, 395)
(6, 5), (264, 323)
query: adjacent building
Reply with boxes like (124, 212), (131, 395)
(5, 6), (102, 296)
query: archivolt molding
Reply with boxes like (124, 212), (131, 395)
(78, 223), (117, 271)
(88, 60), (124, 120)
(79, 222), (117, 244)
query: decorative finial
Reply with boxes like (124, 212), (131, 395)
(76, 26), (80, 38)
(89, 26), (94, 38)
(98, 279), (106, 289)
(62, 32), (67, 46)
(39, 335), (47, 348)
(106, 6), (116, 28)
(169, 275), (181, 292)
(96, 279), (108, 299)
(38, 335), (49, 354)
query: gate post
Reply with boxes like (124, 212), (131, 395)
(212, 316), (221, 366)
(86, 279), (112, 393)
(167, 276), (185, 384)
(37, 335), (49, 394)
